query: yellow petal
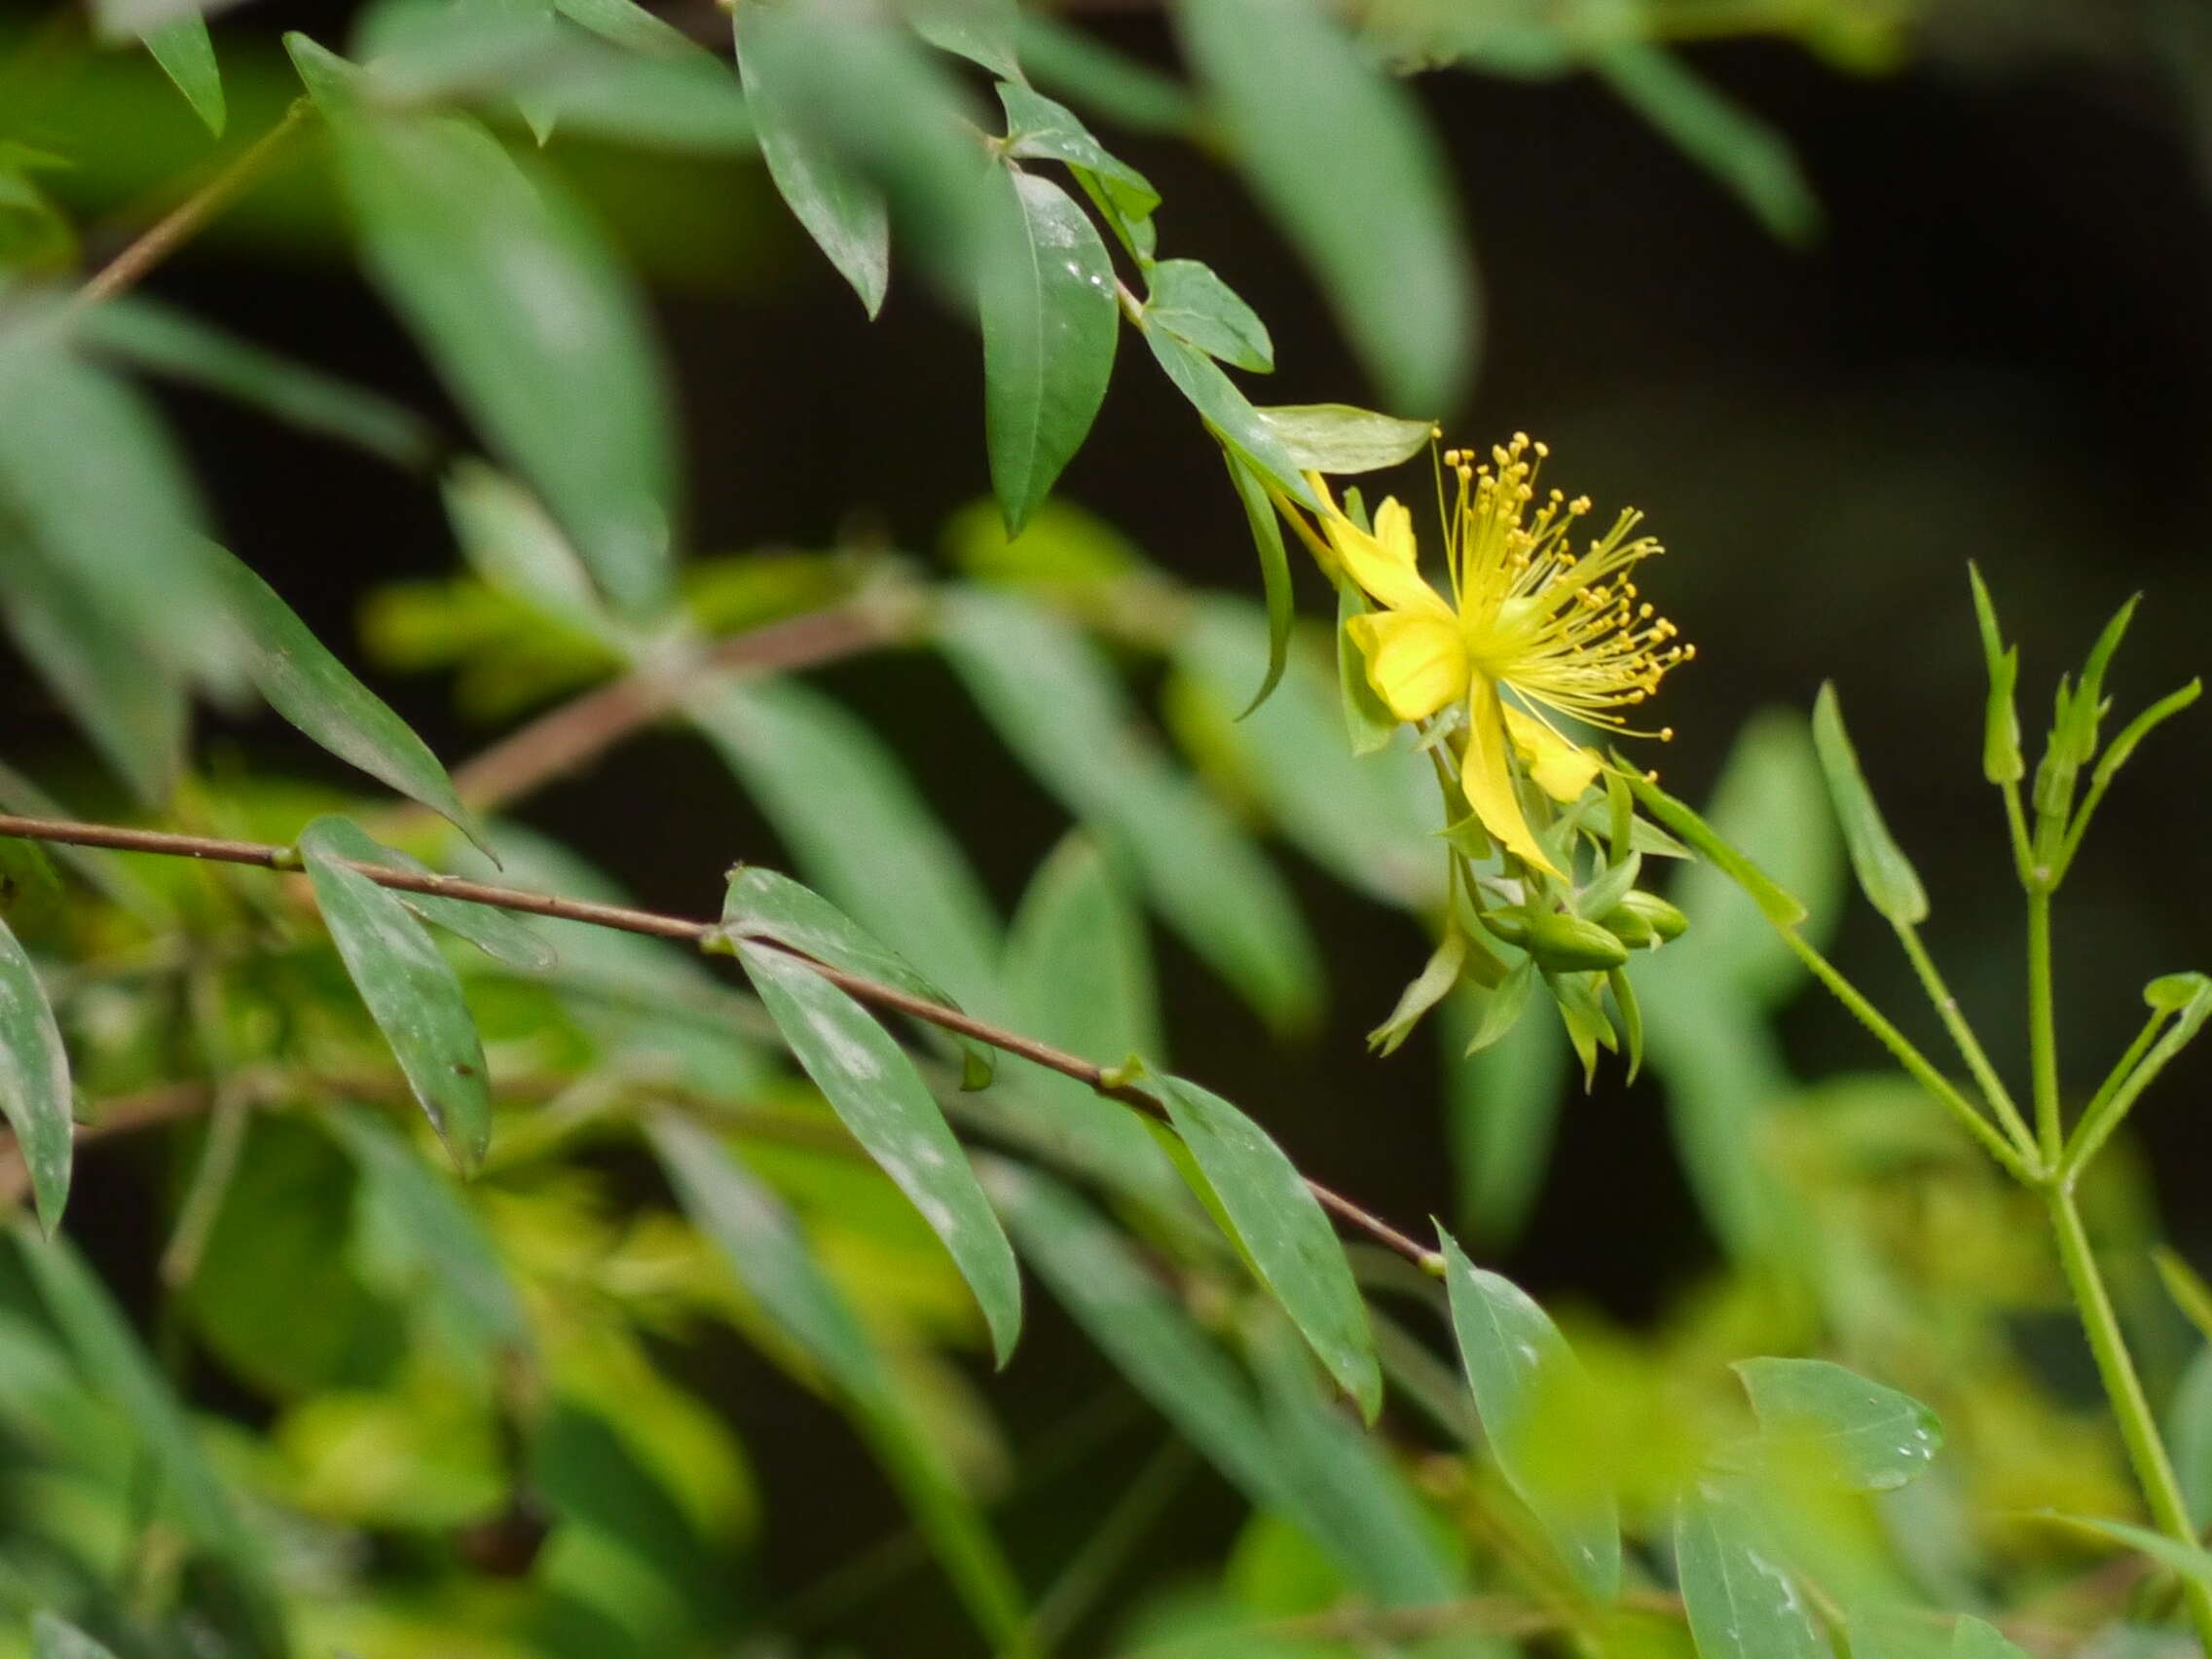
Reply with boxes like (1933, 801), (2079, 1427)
(1504, 706), (1601, 802)
(1348, 609), (1468, 722)
(1312, 482), (1451, 619)
(1463, 678), (1562, 876)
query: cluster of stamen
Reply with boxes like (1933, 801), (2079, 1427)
(1437, 433), (1693, 740)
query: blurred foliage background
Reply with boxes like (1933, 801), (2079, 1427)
(5, 0), (2212, 1653)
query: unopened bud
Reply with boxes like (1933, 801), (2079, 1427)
(1527, 911), (1631, 973)
(1602, 890), (1688, 947)
(1478, 907), (1530, 947)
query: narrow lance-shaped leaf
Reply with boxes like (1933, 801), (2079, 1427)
(650, 1116), (1028, 1646)
(1810, 682), (1928, 927)
(1627, 766), (1807, 933)
(1675, 1486), (1835, 1659)
(980, 167), (1119, 535)
(299, 815), (494, 1172)
(2027, 1511), (2212, 1592)
(141, 14), (226, 137)
(734, 5), (889, 315)
(1734, 1357), (1943, 1493)
(291, 817), (551, 970)
(288, 35), (677, 620)
(1147, 259), (1272, 373)
(1225, 450), (1293, 717)
(1950, 1616), (2030, 1659)
(1179, 0), (1477, 413)
(1438, 1229), (1622, 1598)
(1152, 1074), (1380, 1419)
(985, 1159), (1289, 1505)
(0, 915), (71, 1233)
(1144, 327), (1318, 510)
(214, 548), (489, 854)
(1258, 404), (1434, 474)
(717, 862), (993, 1087)
(908, 0), (1020, 80)
(998, 81), (1160, 257)
(736, 940), (1022, 1365)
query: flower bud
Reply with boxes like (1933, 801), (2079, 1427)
(1526, 911), (1631, 973)
(1602, 890), (1688, 946)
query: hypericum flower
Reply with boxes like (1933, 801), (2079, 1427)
(1321, 433), (1692, 875)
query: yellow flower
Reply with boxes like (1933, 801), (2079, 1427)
(1322, 434), (1691, 875)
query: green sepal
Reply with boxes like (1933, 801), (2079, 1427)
(1967, 564), (2024, 785)
(1366, 925), (1467, 1056)
(1605, 965), (1643, 1082)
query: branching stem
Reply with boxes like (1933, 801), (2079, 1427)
(0, 813), (1441, 1272)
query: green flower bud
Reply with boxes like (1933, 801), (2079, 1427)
(1526, 911), (1631, 973)
(1603, 890), (1688, 946)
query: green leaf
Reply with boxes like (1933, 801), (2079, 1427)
(331, 1105), (531, 1363)
(1256, 404), (1434, 474)
(441, 461), (616, 640)
(1153, 1074), (1379, 1419)
(2168, 1344), (2212, 1530)
(730, 6), (886, 313)
(141, 13), (226, 137)
(2090, 680), (2201, 798)
(1366, 928), (1466, 1056)
(1949, 1615), (2029, 1659)
(980, 167), (1119, 535)
(1810, 683), (1929, 927)
(1444, 974), (1566, 1248)
(1147, 259), (1272, 373)
(940, 589), (1322, 1032)
(996, 834), (1183, 1203)
(999, 82), (1161, 249)
(1629, 766), (1808, 936)
(300, 814), (494, 1172)
(717, 861), (994, 1086)
(1179, 0), (1477, 413)
(1224, 451), (1294, 717)
(292, 816), (552, 969)
(16, 1226), (281, 1648)
(693, 682), (1002, 1011)
(1438, 1230), (1621, 1598)
(1675, 1486), (1834, 1659)
(986, 1159), (1288, 1503)
(0, 340), (245, 696)
(1143, 327), (1319, 511)
(2155, 1246), (2212, 1345)
(1966, 566), (2024, 786)
(82, 299), (438, 469)
(0, 535), (185, 804)
(0, 915), (71, 1234)
(651, 1115), (1028, 1647)
(1592, 43), (1819, 244)
(1249, 1321), (1465, 1609)
(33, 1613), (120, 1659)
(1734, 1357), (1943, 1492)
(736, 940), (1022, 1366)
(552, 0), (705, 58)
(213, 548), (490, 853)
(289, 34), (677, 619)
(908, 0), (1020, 79)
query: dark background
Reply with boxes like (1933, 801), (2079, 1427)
(14, 7), (2212, 1644)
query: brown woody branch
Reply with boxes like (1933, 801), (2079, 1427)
(0, 811), (1442, 1272)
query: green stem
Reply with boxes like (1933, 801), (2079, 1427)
(1780, 934), (2039, 1184)
(2062, 1007), (2206, 1181)
(2003, 780), (2034, 883)
(2045, 1187), (2212, 1652)
(2027, 890), (2063, 1165)
(2060, 1011), (2168, 1179)
(1894, 923), (2038, 1160)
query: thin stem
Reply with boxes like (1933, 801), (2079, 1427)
(0, 813), (1440, 1272)
(2027, 890), (2063, 1166)
(71, 102), (313, 313)
(2063, 1008), (2202, 1180)
(2045, 1187), (2212, 1652)
(1893, 923), (2037, 1160)
(1779, 933), (2040, 1183)
(2002, 781), (2034, 884)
